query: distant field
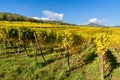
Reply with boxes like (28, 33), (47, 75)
(0, 21), (120, 80)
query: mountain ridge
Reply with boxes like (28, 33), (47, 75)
(87, 23), (106, 27)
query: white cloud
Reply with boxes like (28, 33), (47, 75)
(42, 10), (64, 21)
(32, 17), (41, 20)
(32, 17), (50, 20)
(88, 18), (104, 24)
(32, 10), (64, 21)
(40, 17), (50, 20)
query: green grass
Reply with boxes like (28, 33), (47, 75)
(0, 44), (120, 80)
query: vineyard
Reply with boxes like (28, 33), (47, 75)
(0, 21), (120, 80)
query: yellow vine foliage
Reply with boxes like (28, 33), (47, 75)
(95, 33), (109, 55)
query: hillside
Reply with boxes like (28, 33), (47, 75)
(0, 12), (36, 21)
(0, 12), (75, 25)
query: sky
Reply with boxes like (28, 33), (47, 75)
(0, 0), (120, 26)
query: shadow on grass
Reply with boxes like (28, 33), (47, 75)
(70, 51), (97, 72)
(34, 54), (67, 68)
(83, 51), (97, 65)
(28, 49), (65, 57)
(104, 49), (120, 80)
(0, 50), (25, 59)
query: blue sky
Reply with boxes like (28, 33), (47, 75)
(0, 0), (120, 26)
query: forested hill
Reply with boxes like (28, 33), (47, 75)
(0, 12), (38, 22)
(0, 12), (75, 25)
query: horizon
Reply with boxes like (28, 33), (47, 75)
(0, 0), (120, 26)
